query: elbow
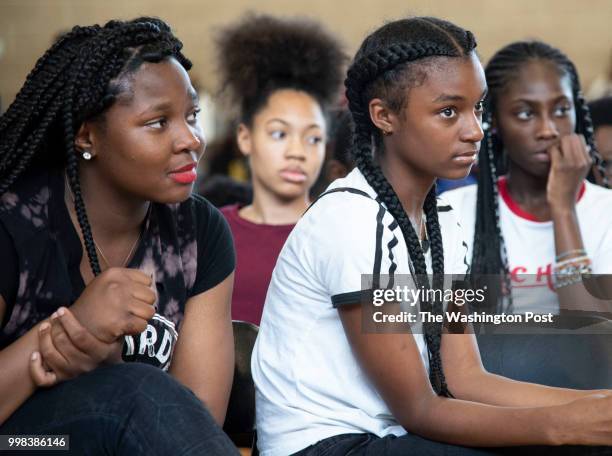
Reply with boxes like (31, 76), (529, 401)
(444, 363), (487, 401)
(392, 390), (439, 436)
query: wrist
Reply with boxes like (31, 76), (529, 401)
(544, 404), (577, 446)
(549, 202), (576, 218)
(104, 339), (125, 365)
(541, 406), (563, 446)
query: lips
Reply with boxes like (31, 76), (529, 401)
(451, 150), (478, 164)
(533, 150), (551, 163)
(279, 167), (307, 183)
(169, 162), (197, 184)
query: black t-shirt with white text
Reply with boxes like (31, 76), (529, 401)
(0, 168), (235, 370)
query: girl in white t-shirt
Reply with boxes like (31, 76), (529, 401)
(253, 17), (612, 456)
(444, 41), (612, 315)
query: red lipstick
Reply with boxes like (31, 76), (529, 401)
(169, 163), (197, 184)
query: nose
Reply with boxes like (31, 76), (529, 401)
(285, 134), (306, 161)
(175, 122), (204, 155)
(535, 115), (559, 140)
(460, 112), (485, 143)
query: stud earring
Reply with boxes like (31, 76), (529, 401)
(382, 129), (392, 136)
(82, 150), (92, 160)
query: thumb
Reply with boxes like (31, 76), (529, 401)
(29, 351), (57, 388)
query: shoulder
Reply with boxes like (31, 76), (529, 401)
(582, 181), (612, 206)
(439, 184), (477, 213)
(303, 170), (382, 235)
(0, 168), (58, 235)
(579, 182), (612, 231)
(219, 203), (239, 219)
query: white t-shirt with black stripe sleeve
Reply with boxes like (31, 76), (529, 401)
(252, 168), (469, 456)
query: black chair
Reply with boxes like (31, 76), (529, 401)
(477, 317), (612, 389)
(223, 320), (259, 454)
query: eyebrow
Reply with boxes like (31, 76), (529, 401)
(137, 91), (200, 117)
(266, 118), (323, 129)
(433, 88), (488, 103)
(512, 94), (572, 105)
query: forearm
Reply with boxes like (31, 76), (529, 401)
(0, 323), (43, 425)
(408, 395), (558, 447)
(451, 369), (600, 408)
(552, 207), (612, 313)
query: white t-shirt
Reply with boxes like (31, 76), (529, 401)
(252, 168), (469, 456)
(443, 178), (612, 314)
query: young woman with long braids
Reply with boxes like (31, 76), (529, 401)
(0, 17), (239, 455)
(252, 17), (612, 456)
(216, 14), (345, 326)
(445, 41), (612, 315)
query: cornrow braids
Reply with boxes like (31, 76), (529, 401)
(0, 17), (191, 277)
(345, 16), (477, 396)
(472, 40), (608, 310)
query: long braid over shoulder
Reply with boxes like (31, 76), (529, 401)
(345, 17), (477, 396)
(0, 17), (191, 276)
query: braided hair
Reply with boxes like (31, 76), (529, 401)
(216, 13), (346, 125)
(345, 17), (477, 396)
(0, 17), (191, 277)
(471, 41), (609, 311)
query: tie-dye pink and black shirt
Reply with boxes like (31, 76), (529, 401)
(0, 168), (235, 370)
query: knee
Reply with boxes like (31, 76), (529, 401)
(89, 363), (203, 409)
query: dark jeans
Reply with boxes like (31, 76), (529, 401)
(293, 433), (612, 456)
(0, 363), (239, 455)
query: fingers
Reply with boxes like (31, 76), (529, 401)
(56, 308), (114, 364)
(559, 134), (591, 168)
(55, 308), (100, 357)
(39, 321), (70, 370)
(129, 283), (157, 323)
(29, 351), (57, 388)
(123, 268), (153, 287)
(548, 143), (562, 166)
(131, 283), (157, 306)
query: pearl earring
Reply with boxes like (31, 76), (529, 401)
(82, 150), (92, 160)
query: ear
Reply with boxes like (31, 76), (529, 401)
(236, 123), (253, 157)
(74, 122), (97, 158)
(368, 98), (396, 135)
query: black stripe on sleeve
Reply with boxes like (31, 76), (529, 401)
(332, 290), (372, 308)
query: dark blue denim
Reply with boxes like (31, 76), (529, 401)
(0, 363), (239, 455)
(292, 432), (612, 456)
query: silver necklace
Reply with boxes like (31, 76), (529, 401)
(413, 214), (429, 252)
(64, 174), (144, 268)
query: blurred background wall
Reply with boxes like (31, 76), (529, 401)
(1, 0), (611, 112)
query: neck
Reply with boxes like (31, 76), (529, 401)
(239, 181), (309, 225)
(378, 149), (434, 224)
(505, 160), (549, 206)
(69, 166), (150, 241)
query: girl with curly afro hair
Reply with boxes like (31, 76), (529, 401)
(216, 13), (346, 325)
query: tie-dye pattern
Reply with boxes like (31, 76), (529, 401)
(0, 169), (233, 369)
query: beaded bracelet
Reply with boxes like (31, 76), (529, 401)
(554, 255), (590, 270)
(555, 249), (587, 262)
(553, 258), (593, 290)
